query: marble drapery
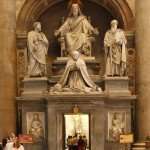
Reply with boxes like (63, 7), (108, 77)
(27, 29), (49, 77)
(104, 28), (127, 76)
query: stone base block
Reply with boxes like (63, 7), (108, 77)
(56, 56), (96, 62)
(132, 142), (146, 150)
(22, 77), (48, 96)
(105, 76), (131, 96)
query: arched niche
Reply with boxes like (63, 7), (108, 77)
(16, 0), (135, 78)
(17, 0), (134, 32)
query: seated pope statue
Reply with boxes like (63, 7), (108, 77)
(55, 2), (99, 56)
(27, 22), (49, 77)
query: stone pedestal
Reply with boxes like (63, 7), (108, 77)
(16, 93), (136, 150)
(105, 77), (131, 96)
(22, 77), (48, 96)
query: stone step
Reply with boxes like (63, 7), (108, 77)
(132, 142), (146, 150)
(132, 148), (146, 150)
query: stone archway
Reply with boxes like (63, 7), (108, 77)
(17, 0), (134, 33)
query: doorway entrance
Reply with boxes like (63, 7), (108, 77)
(64, 114), (90, 150)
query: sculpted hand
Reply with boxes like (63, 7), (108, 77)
(94, 28), (99, 35)
(54, 30), (60, 37)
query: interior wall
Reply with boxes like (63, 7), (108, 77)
(16, 0), (26, 18)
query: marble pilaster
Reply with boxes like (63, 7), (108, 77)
(0, 0), (16, 140)
(136, 0), (150, 140)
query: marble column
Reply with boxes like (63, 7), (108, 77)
(136, 0), (150, 140)
(0, 0), (16, 140)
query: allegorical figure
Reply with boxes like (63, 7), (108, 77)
(104, 19), (127, 76)
(29, 113), (44, 142)
(55, 2), (99, 56)
(27, 22), (49, 77)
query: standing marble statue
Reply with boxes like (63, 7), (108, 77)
(27, 22), (49, 77)
(55, 3), (99, 56)
(104, 20), (127, 76)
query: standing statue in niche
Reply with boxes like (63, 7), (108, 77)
(51, 1), (102, 93)
(104, 20), (127, 76)
(55, 1), (99, 56)
(27, 22), (49, 77)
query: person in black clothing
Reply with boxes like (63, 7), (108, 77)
(1, 138), (7, 150)
(0, 144), (2, 150)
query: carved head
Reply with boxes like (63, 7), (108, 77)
(69, 3), (82, 17)
(71, 50), (80, 60)
(33, 113), (40, 120)
(33, 22), (41, 32)
(72, 4), (79, 17)
(110, 19), (118, 31)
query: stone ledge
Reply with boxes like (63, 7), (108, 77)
(105, 76), (129, 80)
(23, 77), (48, 82)
(17, 93), (136, 101)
